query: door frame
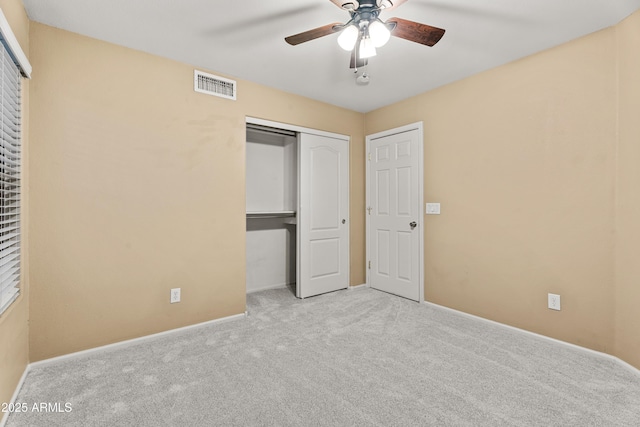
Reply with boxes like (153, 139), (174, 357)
(246, 117), (349, 142)
(365, 122), (425, 303)
(245, 117), (351, 297)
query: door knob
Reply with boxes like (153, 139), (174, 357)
(409, 221), (417, 230)
(342, 219), (346, 224)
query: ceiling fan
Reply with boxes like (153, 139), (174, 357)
(285, 0), (446, 69)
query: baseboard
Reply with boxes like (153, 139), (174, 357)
(423, 300), (640, 378)
(30, 312), (247, 369)
(349, 283), (367, 290)
(609, 355), (640, 377)
(0, 365), (30, 427)
(246, 283), (291, 294)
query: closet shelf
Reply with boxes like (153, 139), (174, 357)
(246, 211), (296, 219)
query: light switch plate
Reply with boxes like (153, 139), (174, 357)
(426, 203), (441, 215)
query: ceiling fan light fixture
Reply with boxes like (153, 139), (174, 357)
(337, 24), (359, 51)
(359, 36), (377, 58)
(369, 19), (391, 47)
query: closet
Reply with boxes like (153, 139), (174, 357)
(245, 118), (350, 298)
(245, 125), (297, 295)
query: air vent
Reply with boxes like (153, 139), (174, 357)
(194, 70), (236, 100)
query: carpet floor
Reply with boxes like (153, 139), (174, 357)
(5, 287), (640, 426)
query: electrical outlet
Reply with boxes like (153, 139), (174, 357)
(170, 288), (181, 304)
(548, 293), (561, 311)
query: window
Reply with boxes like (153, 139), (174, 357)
(0, 41), (21, 315)
(0, 9), (30, 316)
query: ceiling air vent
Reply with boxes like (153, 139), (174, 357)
(194, 70), (236, 100)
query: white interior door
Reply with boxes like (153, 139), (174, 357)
(368, 127), (422, 301)
(297, 133), (349, 298)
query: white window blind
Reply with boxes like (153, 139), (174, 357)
(0, 31), (22, 315)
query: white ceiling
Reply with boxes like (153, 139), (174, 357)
(22, 0), (640, 113)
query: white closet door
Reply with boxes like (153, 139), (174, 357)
(297, 133), (349, 298)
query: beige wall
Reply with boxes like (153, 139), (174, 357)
(366, 28), (619, 353)
(0, 0), (29, 411)
(28, 23), (365, 361)
(615, 11), (640, 368)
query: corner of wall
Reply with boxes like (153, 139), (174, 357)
(612, 9), (640, 370)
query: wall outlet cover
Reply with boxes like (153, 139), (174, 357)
(548, 293), (561, 311)
(170, 288), (181, 304)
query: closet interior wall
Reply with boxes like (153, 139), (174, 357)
(245, 126), (297, 293)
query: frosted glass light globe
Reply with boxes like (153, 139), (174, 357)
(359, 36), (377, 58)
(337, 25), (359, 51)
(369, 20), (391, 48)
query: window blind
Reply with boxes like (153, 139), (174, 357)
(0, 36), (21, 315)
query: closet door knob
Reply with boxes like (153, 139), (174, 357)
(342, 219), (346, 224)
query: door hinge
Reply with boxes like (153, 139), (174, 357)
(367, 206), (372, 215)
(368, 261), (371, 269)
(368, 153), (371, 161)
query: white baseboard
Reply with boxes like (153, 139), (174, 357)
(423, 300), (640, 378)
(0, 365), (30, 427)
(349, 283), (367, 290)
(30, 312), (247, 369)
(614, 356), (640, 377)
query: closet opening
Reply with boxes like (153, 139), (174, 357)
(245, 124), (298, 296)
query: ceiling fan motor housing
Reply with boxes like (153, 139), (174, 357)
(351, 10), (379, 29)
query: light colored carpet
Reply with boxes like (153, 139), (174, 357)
(6, 287), (640, 426)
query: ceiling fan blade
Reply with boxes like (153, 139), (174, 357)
(285, 23), (343, 45)
(329, 1), (359, 11)
(330, 0), (408, 11)
(387, 17), (445, 47)
(379, 0), (408, 12)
